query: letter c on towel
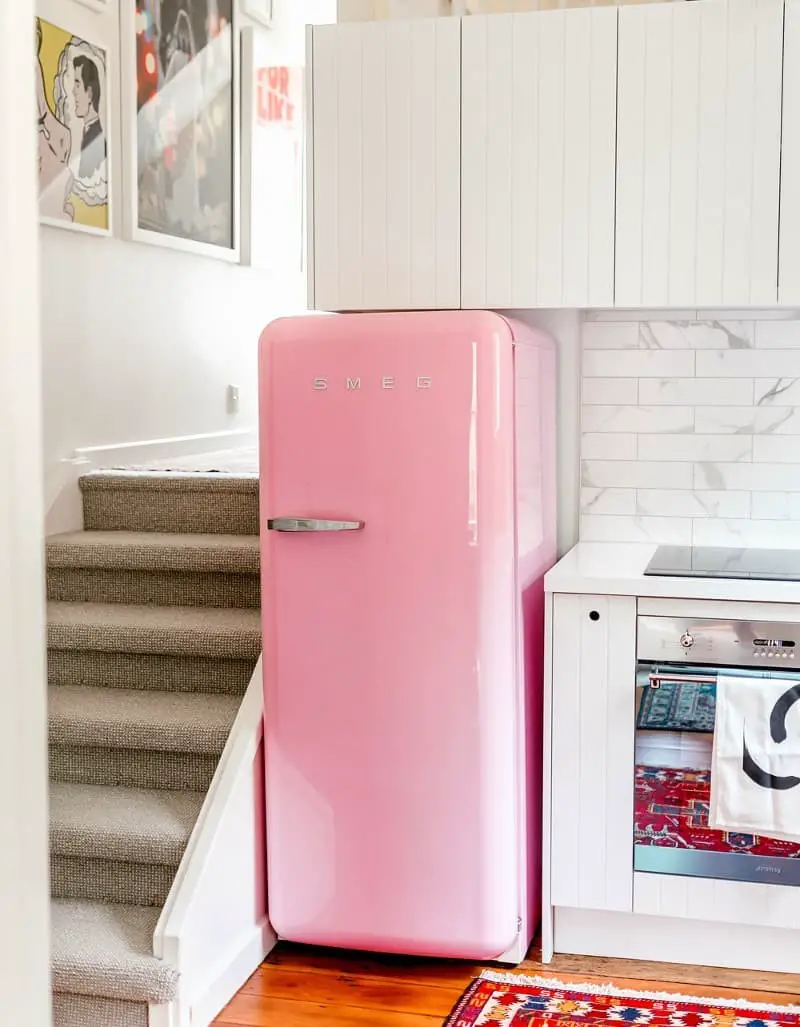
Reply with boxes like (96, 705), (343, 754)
(742, 684), (800, 791)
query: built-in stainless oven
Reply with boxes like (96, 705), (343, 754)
(635, 616), (800, 887)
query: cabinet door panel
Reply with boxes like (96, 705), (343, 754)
(550, 593), (636, 913)
(461, 9), (617, 309)
(780, 0), (800, 303)
(310, 20), (461, 312)
(615, 0), (782, 308)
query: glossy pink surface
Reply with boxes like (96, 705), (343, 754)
(259, 310), (555, 960)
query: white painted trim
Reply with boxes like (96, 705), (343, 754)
(305, 23), (316, 308)
(188, 918), (272, 1027)
(40, 216), (110, 238)
(584, 308), (800, 321)
(240, 27), (256, 268)
(0, 0), (50, 1021)
(554, 905), (800, 974)
(153, 660), (276, 1027)
(241, 0), (275, 30)
(540, 591), (554, 964)
(148, 1003), (177, 1027)
(46, 458), (89, 536)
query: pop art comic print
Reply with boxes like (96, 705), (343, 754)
(36, 17), (109, 231)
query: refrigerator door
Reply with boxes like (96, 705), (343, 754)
(260, 310), (520, 959)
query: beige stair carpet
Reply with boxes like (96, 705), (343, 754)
(47, 472), (261, 1027)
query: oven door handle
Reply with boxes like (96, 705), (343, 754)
(648, 672), (717, 690)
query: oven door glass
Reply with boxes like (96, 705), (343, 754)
(634, 662), (800, 886)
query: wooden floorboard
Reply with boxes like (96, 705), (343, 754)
(211, 941), (800, 1026)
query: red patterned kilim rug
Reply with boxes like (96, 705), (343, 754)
(443, 973), (800, 1027)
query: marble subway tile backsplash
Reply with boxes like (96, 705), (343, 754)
(580, 318), (800, 547)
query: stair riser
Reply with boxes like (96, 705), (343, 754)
(50, 746), (218, 792)
(48, 567), (260, 608)
(48, 650), (254, 694)
(83, 488), (259, 535)
(51, 856), (173, 907)
(52, 993), (148, 1027)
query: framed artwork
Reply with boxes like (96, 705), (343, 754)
(123, 0), (239, 260)
(36, 16), (111, 235)
(241, 0), (273, 28)
(240, 27), (303, 271)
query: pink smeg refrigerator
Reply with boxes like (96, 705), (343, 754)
(259, 310), (556, 963)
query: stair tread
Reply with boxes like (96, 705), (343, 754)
(50, 781), (203, 866)
(47, 530), (260, 573)
(47, 601), (262, 658)
(49, 685), (239, 754)
(80, 471), (258, 491)
(51, 898), (179, 1003)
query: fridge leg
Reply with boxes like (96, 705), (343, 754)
(496, 931), (528, 967)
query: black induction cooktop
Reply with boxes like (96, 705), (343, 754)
(644, 545), (800, 581)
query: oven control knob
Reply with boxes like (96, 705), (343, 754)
(679, 631), (695, 649)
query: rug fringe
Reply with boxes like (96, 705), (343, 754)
(478, 972), (800, 1013)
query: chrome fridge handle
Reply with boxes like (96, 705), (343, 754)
(267, 517), (365, 532)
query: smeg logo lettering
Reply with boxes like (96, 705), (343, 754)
(312, 376), (432, 392)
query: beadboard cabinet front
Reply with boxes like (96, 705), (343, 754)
(308, 19), (461, 312)
(780, 0), (800, 303)
(550, 593), (636, 913)
(460, 9), (617, 309)
(615, 0), (783, 308)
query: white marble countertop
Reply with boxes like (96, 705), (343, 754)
(545, 542), (800, 605)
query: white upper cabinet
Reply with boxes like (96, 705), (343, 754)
(615, 0), (783, 308)
(780, 0), (800, 303)
(461, 9), (617, 309)
(309, 0), (789, 312)
(308, 19), (461, 312)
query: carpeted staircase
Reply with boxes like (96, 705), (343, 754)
(47, 471), (262, 1027)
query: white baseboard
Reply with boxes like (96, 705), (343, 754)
(189, 918), (278, 1027)
(46, 458), (89, 535)
(554, 906), (800, 974)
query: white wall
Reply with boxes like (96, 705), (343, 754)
(580, 312), (800, 547)
(0, 0), (51, 1020)
(39, 0), (334, 504)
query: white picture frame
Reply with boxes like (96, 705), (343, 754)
(73, 0), (110, 12)
(36, 14), (113, 236)
(241, 0), (273, 29)
(240, 26), (304, 271)
(120, 0), (240, 261)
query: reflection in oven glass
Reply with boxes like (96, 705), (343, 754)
(633, 668), (800, 885)
(635, 765), (800, 859)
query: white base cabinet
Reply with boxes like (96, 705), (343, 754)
(545, 588), (800, 972)
(549, 593), (636, 913)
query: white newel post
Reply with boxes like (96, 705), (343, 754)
(0, 0), (51, 1022)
